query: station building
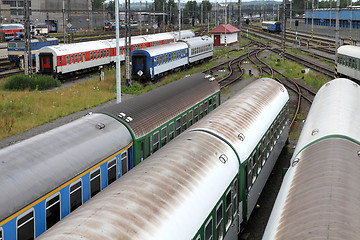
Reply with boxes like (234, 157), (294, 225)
(305, 7), (360, 29)
(209, 24), (240, 46)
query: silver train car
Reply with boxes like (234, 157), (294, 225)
(37, 78), (290, 240)
(262, 78), (360, 240)
(337, 45), (360, 83)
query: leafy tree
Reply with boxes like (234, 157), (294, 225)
(105, 0), (115, 19)
(168, 0), (179, 25)
(92, 0), (105, 10)
(183, 1), (199, 25)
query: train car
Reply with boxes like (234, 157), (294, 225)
(132, 41), (189, 80)
(0, 72), (220, 240)
(336, 45), (360, 83)
(262, 78), (360, 240)
(36, 78), (290, 240)
(180, 36), (213, 64)
(172, 29), (196, 41)
(0, 24), (24, 40)
(7, 36), (58, 66)
(35, 32), (176, 77)
(261, 21), (282, 33)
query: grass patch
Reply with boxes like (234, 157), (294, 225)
(289, 129), (301, 141)
(3, 74), (61, 91)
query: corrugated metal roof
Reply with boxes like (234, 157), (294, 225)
(0, 113), (132, 221)
(190, 78), (289, 162)
(209, 24), (240, 34)
(268, 138), (360, 240)
(101, 72), (220, 139)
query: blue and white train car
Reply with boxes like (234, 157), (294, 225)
(261, 21), (282, 33)
(7, 37), (58, 66)
(132, 41), (189, 80)
(262, 78), (360, 240)
(337, 45), (360, 83)
(180, 36), (213, 64)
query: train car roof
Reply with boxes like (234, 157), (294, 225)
(101, 72), (220, 139)
(263, 79), (360, 240)
(37, 40), (111, 56)
(131, 41), (188, 56)
(190, 78), (289, 163)
(179, 36), (213, 48)
(292, 78), (360, 158)
(0, 113), (132, 222)
(171, 30), (195, 40)
(262, 21), (281, 24)
(337, 45), (360, 58)
(36, 118), (239, 240)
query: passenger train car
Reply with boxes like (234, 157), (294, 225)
(262, 78), (360, 240)
(132, 36), (213, 81)
(337, 45), (360, 83)
(0, 73), (220, 240)
(7, 36), (58, 66)
(172, 29), (195, 40)
(35, 30), (193, 77)
(37, 78), (290, 240)
(261, 21), (282, 33)
(0, 24), (24, 40)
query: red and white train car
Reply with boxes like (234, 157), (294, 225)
(35, 32), (176, 77)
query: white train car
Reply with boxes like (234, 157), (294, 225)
(35, 32), (175, 76)
(132, 41), (189, 80)
(337, 45), (360, 82)
(263, 78), (360, 240)
(180, 36), (213, 64)
(172, 29), (195, 41)
(37, 78), (289, 240)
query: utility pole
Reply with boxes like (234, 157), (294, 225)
(215, 2), (217, 27)
(335, 0), (340, 77)
(125, 0), (132, 87)
(290, 0), (292, 30)
(350, 0), (352, 44)
(201, 3), (203, 24)
(311, 0), (314, 39)
(178, 0), (181, 40)
(329, 0), (332, 27)
(24, 0), (32, 76)
(115, 0), (121, 103)
(140, 0), (142, 35)
(163, 1), (165, 32)
(63, 0), (65, 43)
(281, 0), (286, 61)
(225, 0), (227, 46)
(238, 0), (241, 39)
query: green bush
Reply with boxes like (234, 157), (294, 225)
(4, 74), (61, 91)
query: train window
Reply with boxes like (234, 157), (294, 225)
(225, 189), (232, 231)
(195, 235), (200, 240)
(182, 114), (187, 131)
(0, 228), (2, 240)
(70, 55), (73, 64)
(107, 159), (117, 185)
(216, 203), (223, 240)
(75, 54), (78, 63)
(204, 101), (208, 115)
(204, 217), (213, 240)
(78, 54), (81, 62)
(107, 49), (109, 57)
(257, 145), (261, 174)
(101, 50), (103, 58)
(46, 194), (60, 230)
(194, 107), (199, 123)
(121, 152), (128, 175)
(141, 141), (144, 161)
(208, 98), (213, 112)
(233, 180), (238, 217)
(161, 126), (167, 147)
(17, 210), (34, 240)
(66, 55), (69, 65)
(90, 52), (93, 60)
(262, 138), (267, 166)
(189, 110), (193, 126)
(59, 57), (62, 65)
(90, 168), (101, 197)
(70, 180), (82, 212)
(153, 131), (159, 153)
(199, 104), (203, 119)
(175, 118), (181, 136)
(251, 153), (257, 183)
(169, 122), (175, 141)
(97, 51), (100, 59)
(146, 136), (151, 157)
(213, 96), (217, 109)
(83, 53), (86, 61)
(246, 160), (251, 190)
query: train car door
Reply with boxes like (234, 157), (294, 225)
(214, 35), (220, 46)
(39, 53), (53, 74)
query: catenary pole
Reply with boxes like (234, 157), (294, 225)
(115, 0), (121, 103)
